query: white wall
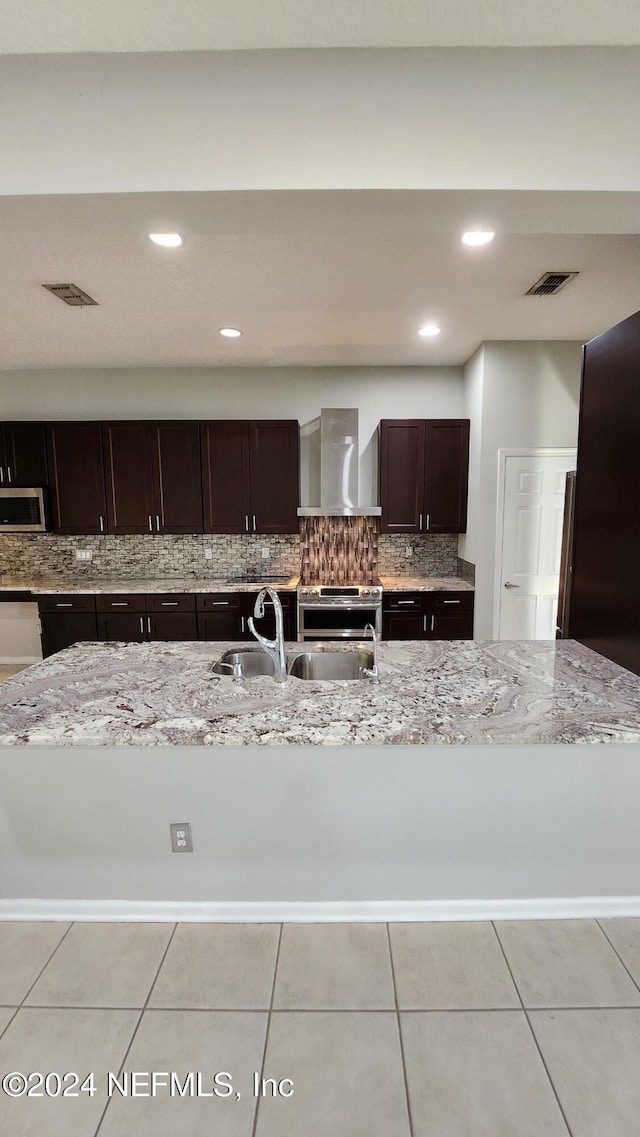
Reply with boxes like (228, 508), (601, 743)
(0, 364), (463, 506)
(2, 48), (640, 196)
(464, 341), (582, 638)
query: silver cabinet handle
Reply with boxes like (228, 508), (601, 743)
(252, 514), (257, 531)
(161, 601), (178, 606)
(148, 515), (153, 532)
(156, 515), (160, 531)
(397, 600), (416, 605)
(423, 614), (427, 632)
(425, 513), (430, 530)
(6, 465), (11, 483)
(99, 515), (104, 532)
(209, 601), (230, 606)
(139, 616), (144, 633)
(245, 515), (249, 532)
(147, 616), (152, 634)
(431, 614), (435, 632)
(56, 602), (73, 607)
(443, 599), (461, 604)
(111, 602), (129, 607)
(419, 513), (422, 530)
(0, 467), (3, 483)
(241, 616), (245, 632)
(504, 581), (520, 589)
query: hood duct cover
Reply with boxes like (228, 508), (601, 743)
(297, 408), (381, 517)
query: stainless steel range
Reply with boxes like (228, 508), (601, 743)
(297, 583), (383, 641)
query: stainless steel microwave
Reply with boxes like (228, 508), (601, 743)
(0, 487), (48, 532)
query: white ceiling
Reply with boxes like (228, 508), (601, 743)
(1, 190), (639, 370)
(0, 0), (639, 53)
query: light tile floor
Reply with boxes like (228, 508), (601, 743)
(1, 918), (640, 1135)
(0, 665), (29, 681)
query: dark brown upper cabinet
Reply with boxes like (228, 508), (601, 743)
(102, 421), (203, 535)
(0, 422), (48, 487)
(379, 418), (469, 534)
(201, 420), (299, 534)
(46, 422), (108, 535)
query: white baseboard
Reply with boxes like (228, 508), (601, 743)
(2, 896), (640, 922)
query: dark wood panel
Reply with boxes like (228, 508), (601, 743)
(423, 420), (470, 533)
(248, 420), (300, 534)
(430, 612), (474, 640)
(382, 610), (425, 640)
(102, 422), (156, 535)
(379, 420), (425, 533)
(38, 594), (96, 613)
(97, 611), (147, 642)
(383, 591), (426, 611)
(197, 610), (248, 641)
(569, 313), (640, 675)
(95, 595), (146, 612)
(430, 591), (474, 612)
(45, 423), (107, 535)
(40, 612), (98, 657)
(3, 422), (48, 486)
(149, 612), (198, 641)
(146, 594), (196, 613)
(151, 421), (203, 534)
(201, 421), (250, 534)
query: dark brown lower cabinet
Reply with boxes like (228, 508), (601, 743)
(382, 591), (474, 640)
(40, 612), (98, 657)
(196, 591), (297, 641)
(97, 611), (147, 642)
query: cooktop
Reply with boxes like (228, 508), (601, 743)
(226, 573), (292, 584)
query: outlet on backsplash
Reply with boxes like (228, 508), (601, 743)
(75, 549), (93, 562)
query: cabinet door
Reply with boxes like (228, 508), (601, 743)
(424, 592), (474, 640)
(379, 420), (425, 533)
(46, 423), (107, 534)
(201, 421), (251, 534)
(382, 610), (426, 640)
(148, 612), (198, 641)
(3, 422), (48, 486)
(248, 421), (300, 534)
(102, 422), (156, 535)
(197, 611), (247, 641)
(40, 613), (98, 657)
(151, 421), (203, 534)
(424, 420), (470, 533)
(97, 611), (147, 642)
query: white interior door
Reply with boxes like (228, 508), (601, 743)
(497, 451), (576, 640)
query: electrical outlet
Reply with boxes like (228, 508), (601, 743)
(204, 548), (213, 560)
(75, 549), (93, 561)
(170, 822), (193, 852)
(261, 546), (270, 559)
(405, 546), (413, 557)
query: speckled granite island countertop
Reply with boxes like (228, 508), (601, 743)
(0, 638), (637, 747)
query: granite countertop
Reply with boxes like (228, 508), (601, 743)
(0, 639), (637, 747)
(379, 575), (473, 591)
(0, 574), (473, 595)
(0, 576), (300, 595)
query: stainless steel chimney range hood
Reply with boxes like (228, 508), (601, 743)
(297, 408), (381, 518)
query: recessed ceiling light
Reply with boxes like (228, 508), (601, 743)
(218, 327), (243, 338)
(148, 233), (183, 247)
(461, 229), (495, 247)
(418, 322), (441, 337)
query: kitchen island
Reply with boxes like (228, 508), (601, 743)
(1, 639), (639, 920)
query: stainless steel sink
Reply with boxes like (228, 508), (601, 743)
(211, 648), (275, 678)
(288, 650), (375, 681)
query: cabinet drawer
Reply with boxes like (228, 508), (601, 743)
(38, 594), (96, 613)
(383, 592), (425, 611)
(96, 594), (146, 612)
(196, 592), (244, 612)
(432, 591), (474, 612)
(276, 590), (296, 610)
(146, 594), (196, 613)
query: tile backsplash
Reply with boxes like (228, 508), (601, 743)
(0, 527), (459, 582)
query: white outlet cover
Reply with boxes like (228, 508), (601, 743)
(261, 547), (270, 558)
(75, 549), (93, 561)
(204, 548), (213, 559)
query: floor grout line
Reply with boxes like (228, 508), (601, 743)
(251, 922), (283, 1137)
(18, 919), (76, 1007)
(492, 922), (575, 1137)
(92, 921), (178, 1137)
(595, 919), (640, 996)
(9, 1002), (640, 1013)
(386, 922), (416, 1137)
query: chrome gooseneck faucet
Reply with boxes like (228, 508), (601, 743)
(247, 588), (288, 684)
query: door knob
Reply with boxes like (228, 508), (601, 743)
(504, 581), (519, 589)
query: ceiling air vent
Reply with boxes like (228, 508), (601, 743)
(42, 283), (98, 306)
(526, 271), (579, 296)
